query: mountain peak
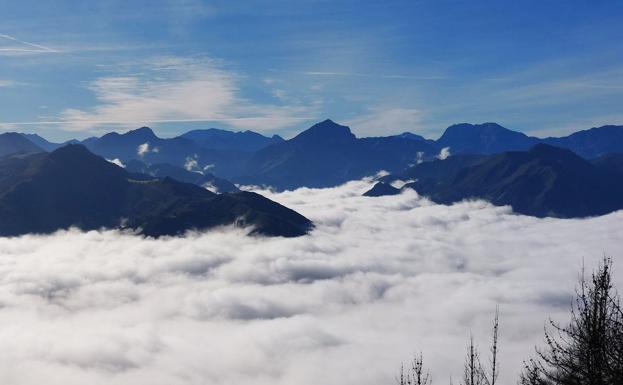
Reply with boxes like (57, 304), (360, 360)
(0, 132), (45, 157)
(437, 122), (536, 155)
(49, 144), (113, 165)
(528, 143), (578, 158)
(442, 122), (512, 136)
(124, 126), (158, 140)
(396, 132), (428, 142)
(293, 119), (356, 143)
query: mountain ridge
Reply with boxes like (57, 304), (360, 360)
(0, 145), (312, 237)
(367, 144), (623, 218)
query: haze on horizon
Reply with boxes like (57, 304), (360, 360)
(1, 0), (623, 142)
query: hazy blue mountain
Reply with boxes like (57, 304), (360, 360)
(124, 159), (239, 193)
(19, 133), (80, 152)
(179, 128), (284, 152)
(394, 132), (434, 143)
(434, 123), (623, 159)
(542, 125), (623, 158)
(0, 145), (311, 237)
(240, 119), (439, 190)
(376, 144), (623, 218)
(19, 133), (57, 151)
(0, 133), (44, 157)
(12, 121), (623, 192)
(82, 127), (249, 178)
(436, 122), (539, 154)
(380, 154), (488, 184)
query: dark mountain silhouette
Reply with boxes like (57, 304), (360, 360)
(363, 182), (401, 197)
(124, 159), (239, 193)
(383, 144), (623, 218)
(380, 154), (488, 184)
(240, 119), (439, 190)
(542, 125), (623, 158)
(0, 145), (311, 237)
(591, 153), (623, 175)
(179, 128), (283, 152)
(0, 133), (44, 157)
(436, 123), (539, 154)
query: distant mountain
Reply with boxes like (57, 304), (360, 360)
(436, 123), (539, 155)
(124, 159), (239, 193)
(0, 145), (311, 237)
(394, 132), (433, 143)
(82, 127), (249, 178)
(12, 121), (623, 192)
(434, 123), (623, 159)
(240, 119), (439, 190)
(362, 182), (400, 197)
(373, 144), (623, 218)
(0, 133), (44, 157)
(179, 128), (283, 152)
(19, 133), (79, 152)
(543, 125), (623, 158)
(380, 154), (488, 184)
(83, 126), (165, 160)
(19, 133), (57, 151)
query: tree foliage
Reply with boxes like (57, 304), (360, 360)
(394, 258), (622, 385)
(520, 257), (623, 385)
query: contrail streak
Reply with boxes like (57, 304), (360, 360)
(0, 33), (58, 53)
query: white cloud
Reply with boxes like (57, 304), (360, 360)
(347, 108), (425, 137)
(437, 146), (451, 160)
(137, 143), (150, 157)
(58, 57), (315, 132)
(0, 179), (620, 384)
(184, 154), (200, 172)
(202, 182), (219, 193)
(107, 158), (126, 168)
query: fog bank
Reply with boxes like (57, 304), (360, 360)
(0, 179), (621, 384)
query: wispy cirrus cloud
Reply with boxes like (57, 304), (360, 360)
(271, 69), (446, 81)
(57, 57), (316, 132)
(0, 79), (15, 87)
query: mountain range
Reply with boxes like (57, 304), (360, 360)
(435, 122), (623, 158)
(238, 120), (438, 189)
(0, 145), (312, 237)
(13, 120), (623, 190)
(1, 118), (622, 223)
(123, 159), (239, 193)
(368, 144), (623, 218)
(0, 133), (44, 157)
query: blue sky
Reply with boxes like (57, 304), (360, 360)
(1, 0), (622, 141)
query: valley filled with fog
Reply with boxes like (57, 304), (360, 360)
(0, 179), (621, 385)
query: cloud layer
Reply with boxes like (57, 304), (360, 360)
(0, 179), (621, 384)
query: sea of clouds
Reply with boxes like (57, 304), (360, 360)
(0, 178), (621, 385)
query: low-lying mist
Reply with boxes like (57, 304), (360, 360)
(0, 178), (621, 385)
